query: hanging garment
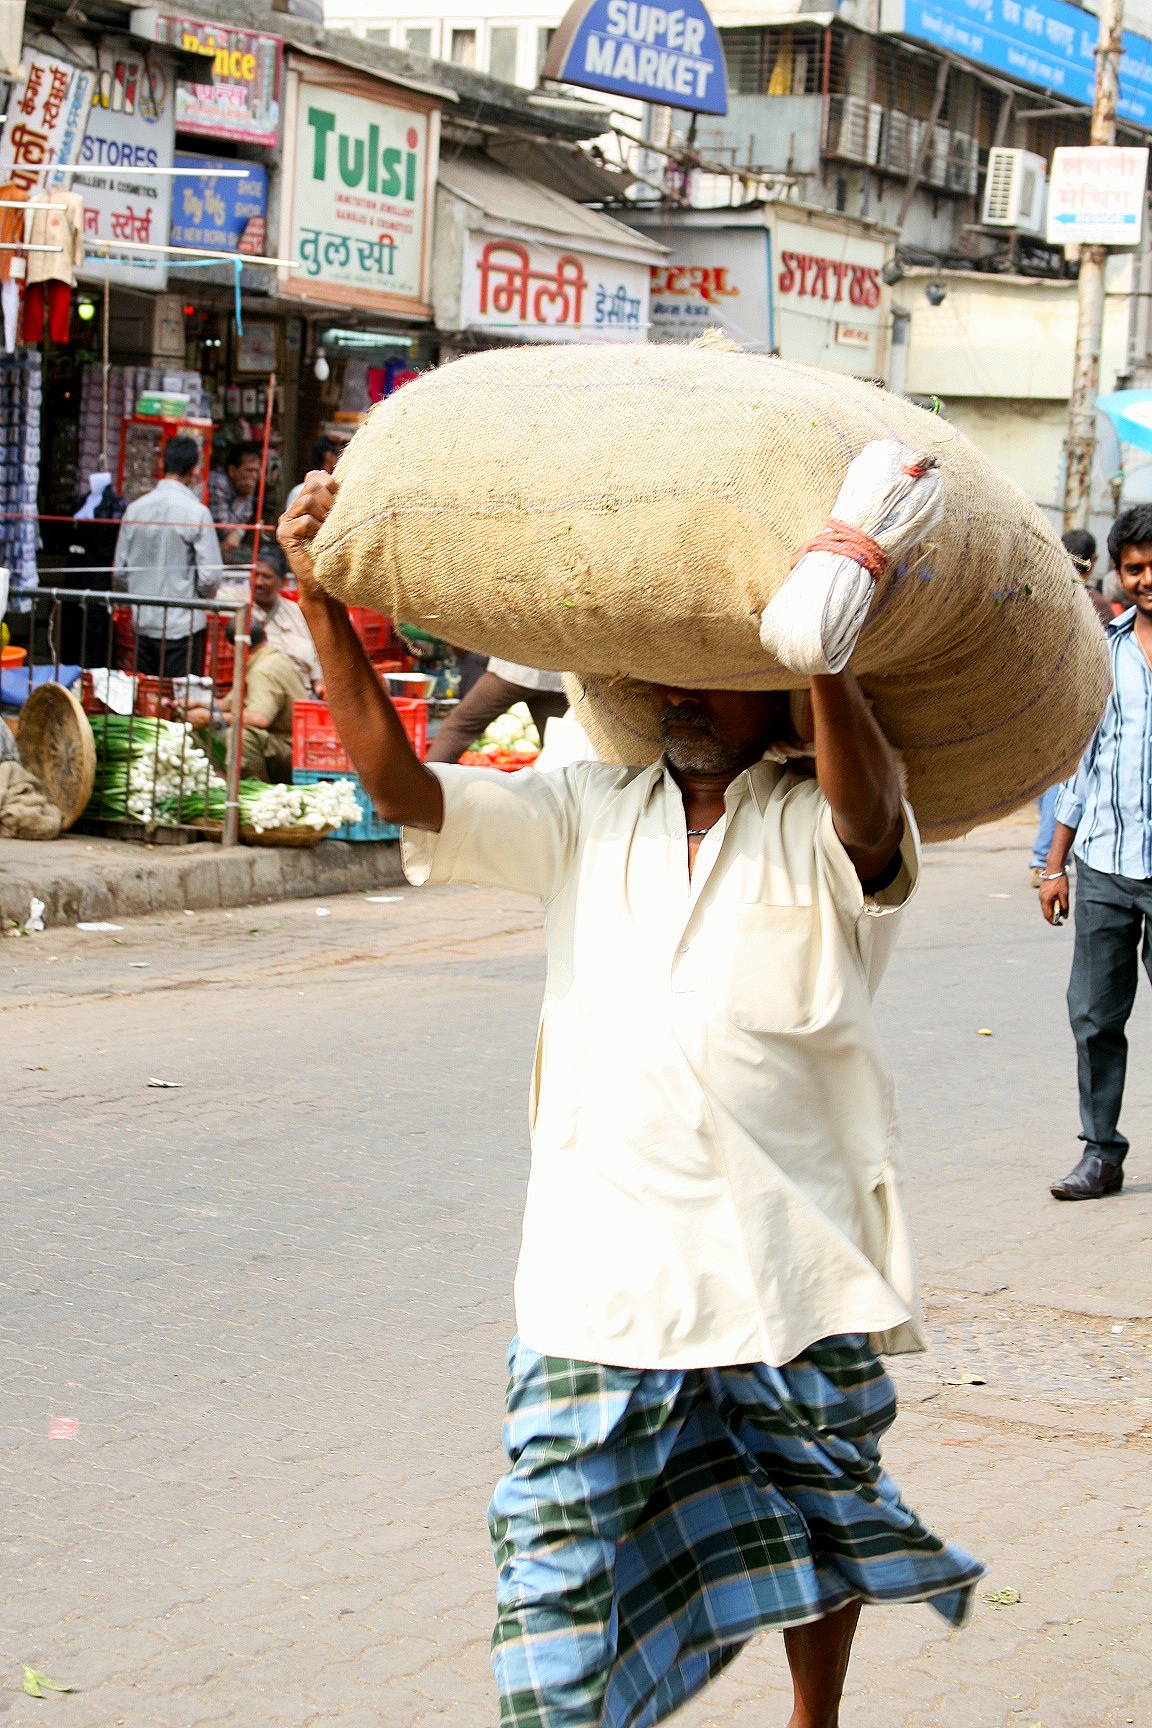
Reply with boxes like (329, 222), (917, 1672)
(1, 278), (18, 352)
(0, 180), (25, 283)
(22, 279), (70, 344)
(24, 190), (84, 288)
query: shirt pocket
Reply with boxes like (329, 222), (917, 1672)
(717, 902), (821, 1034)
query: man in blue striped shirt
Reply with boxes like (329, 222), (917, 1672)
(1041, 504), (1152, 1200)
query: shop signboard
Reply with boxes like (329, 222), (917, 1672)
(541, 0), (727, 115)
(462, 232), (650, 341)
(1046, 146), (1149, 246)
(282, 73), (437, 313)
(135, 13), (282, 146)
(771, 217), (886, 375)
(879, 0), (1152, 128)
(76, 48), (176, 291)
(170, 151), (268, 254)
(0, 49), (94, 198)
(647, 228), (771, 348)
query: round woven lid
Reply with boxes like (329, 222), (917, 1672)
(17, 682), (96, 830)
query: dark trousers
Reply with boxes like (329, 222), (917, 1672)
(427, 672), (568, 765)
(1068, 856), (1152, 1167)
(136, 630), (205, 678)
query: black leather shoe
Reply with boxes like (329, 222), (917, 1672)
(1050, 1154), (1124, 1201)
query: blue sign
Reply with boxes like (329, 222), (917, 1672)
(541, 0), (728, 116)
(883, 0), (1152, 127)
(169, 150), (268, 252)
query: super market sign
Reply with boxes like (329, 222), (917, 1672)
(542, 0), (728, 116)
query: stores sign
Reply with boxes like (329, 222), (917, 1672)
(285, 80), (432, 308)
(140, 15), (282, 146)
(77, 50), (176, 291)
(170, 151), (267, 253)
(1046, 146), (1149, 246)
(463, 233), (650, 340)
(880, 0), (1152, 128)
(541, 0), (728, 116)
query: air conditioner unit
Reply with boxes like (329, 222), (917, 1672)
(825, 94), (882, 165)
(878, 108), (912, 176)
(982, 147), (1047, 233)
(948, 132), (979, 196)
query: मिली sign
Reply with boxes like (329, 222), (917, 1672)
(880, 0), (1152, 129)
(170, 151), (267, 254)
(463, 234), (650, 340)
(1046, 147), (1149, 247)
(0, 50), (94, 197)
(75, 50), (176, 290)
(287, 82), (431, 306)
(541, 0), (728, 116)
(142, 15), (282, 147)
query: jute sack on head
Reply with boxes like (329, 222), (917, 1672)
(312, 339), (1110, 841)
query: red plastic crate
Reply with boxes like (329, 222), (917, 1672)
(202, 612), (235, 691)
(80, 672), (179, 718)
(292, 696), (427, 772)
(348, 607), (398, 657)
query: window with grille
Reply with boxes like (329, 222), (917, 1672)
(720, 27), (824, 97)
(490, 25), (519, 82)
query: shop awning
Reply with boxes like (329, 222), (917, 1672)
(437, 154), (667, 268)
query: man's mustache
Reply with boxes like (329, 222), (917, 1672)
(659, 702), (718, 737)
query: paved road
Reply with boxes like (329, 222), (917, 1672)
(3, 816), (1151, 1726)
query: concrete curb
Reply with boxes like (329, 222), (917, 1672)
(0, 834), (406, 927)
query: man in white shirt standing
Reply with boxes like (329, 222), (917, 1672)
(279, 476), (982, 1728)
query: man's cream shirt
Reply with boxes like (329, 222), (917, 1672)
(402, 757), (924, 1371)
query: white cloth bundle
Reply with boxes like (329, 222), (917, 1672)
(759, 439), (944, 676)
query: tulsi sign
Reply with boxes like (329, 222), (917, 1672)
(541, 0), (728, 116)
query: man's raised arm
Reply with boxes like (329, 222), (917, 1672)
(276, 474), (444, 832)
(808, 671), (904, 884)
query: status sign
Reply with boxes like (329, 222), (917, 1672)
(541, 0), (728, 116)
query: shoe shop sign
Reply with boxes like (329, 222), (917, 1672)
(541, 0), (728, 115)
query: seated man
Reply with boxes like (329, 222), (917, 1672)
(187, 616), (305, 782)
(251, 543), (323, 694)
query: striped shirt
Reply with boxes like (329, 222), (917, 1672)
(1055, 607), (1152, 879)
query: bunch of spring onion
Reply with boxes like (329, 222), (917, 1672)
(85, 717), (221, 824)
(241, 778), (363, 833)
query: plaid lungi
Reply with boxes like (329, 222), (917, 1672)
(489, 1335), (983, 1728)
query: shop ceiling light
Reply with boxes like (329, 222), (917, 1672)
(77, 297), (96, 321)
(313, 349), (330, 382)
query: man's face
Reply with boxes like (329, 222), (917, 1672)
(1117, 541), (1152, 616)
(251, 562), (280, 609)
(228, 455), (261, 499)
(322, 449), (339, 475)
(652, 687), (790, 778)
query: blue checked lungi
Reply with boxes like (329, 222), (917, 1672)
(489, 1335), (983, 1728)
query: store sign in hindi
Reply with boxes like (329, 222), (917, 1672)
(880, 0), (1152, 127)
(76, 49), (176, 290)
(647, 229), (770, 348)
(463, 233), (650, 340)
(1046, 146), (1149, 246)
(142, 14), (282, 146)
(0, 50), (94, 195)
(287, 82), (431, 306)
(541, 0), (727, 115)
(170, 151), (267, 253)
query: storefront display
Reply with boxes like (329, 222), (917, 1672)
(0, 352), (43, 601)
(77, 362), (210, 503)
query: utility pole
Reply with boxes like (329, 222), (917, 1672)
(1064, 0), (1124, 530)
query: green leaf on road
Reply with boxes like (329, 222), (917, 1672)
(24, 1667), (73, 1696)
(983, 1586), (1021, 1606)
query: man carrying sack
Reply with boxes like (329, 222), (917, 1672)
(279, 472), (981, 1728)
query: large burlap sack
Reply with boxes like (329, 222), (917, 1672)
(312, 341), (1110, 841)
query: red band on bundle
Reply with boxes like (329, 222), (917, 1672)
(803, 517), (889, 581)
(903, 460), (927, 477)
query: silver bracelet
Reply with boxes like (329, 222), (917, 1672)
(1038, 869), (1068, 881)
